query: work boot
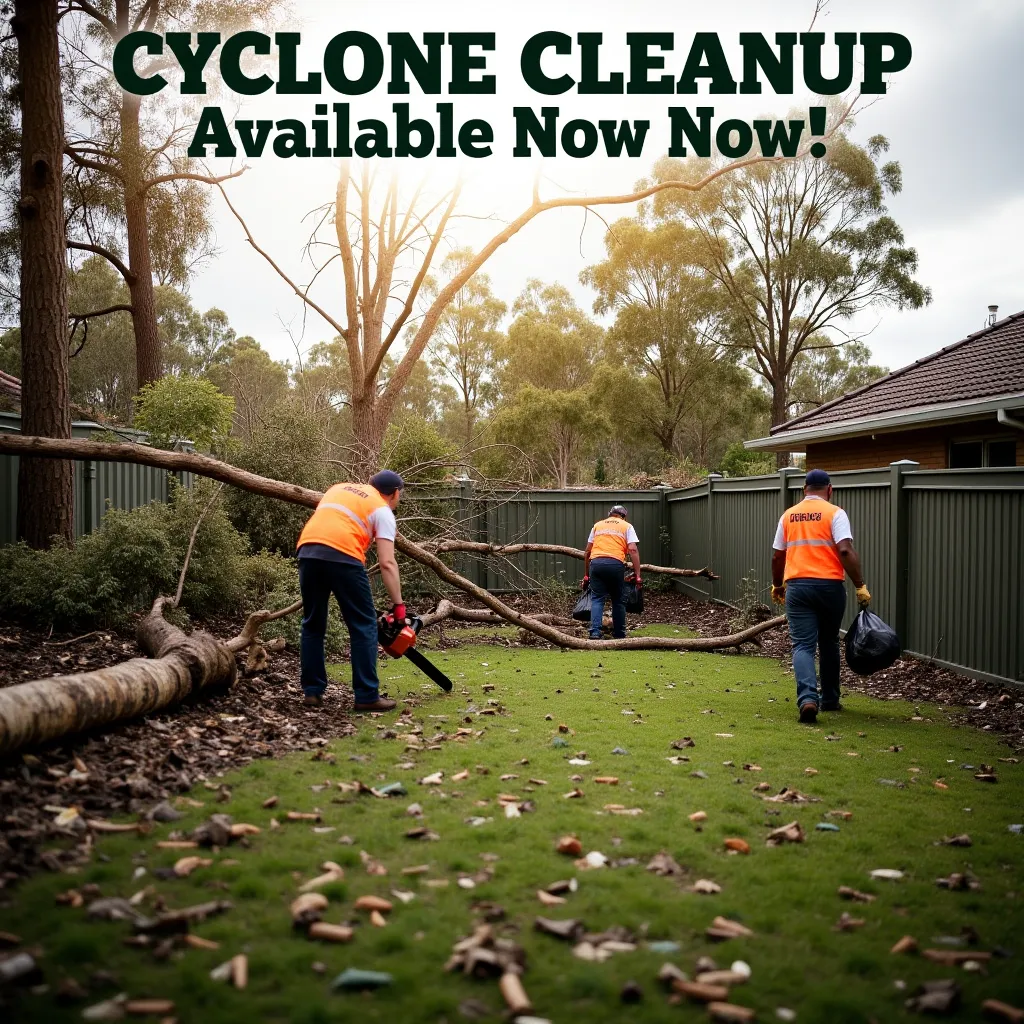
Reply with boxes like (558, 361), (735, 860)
(303, 694), (324, 708)
(821, 701), (844, 712)
(798, 702), (818, 724)
(354, 696), (397, 713)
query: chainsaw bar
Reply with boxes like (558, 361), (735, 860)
(402, 646), (453, 692)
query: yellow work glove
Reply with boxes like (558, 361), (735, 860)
(856, 583), (871, 608)
(771, 584), (786, 605)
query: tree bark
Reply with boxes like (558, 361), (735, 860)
(770, 376), (790, 470)
(0, 437), (787, 654)
(0, 598), (236, 755)
(14, 0), (73, 547)
(120, 89), (162, 388)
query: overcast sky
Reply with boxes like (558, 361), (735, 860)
(182, 0), (1024, 376)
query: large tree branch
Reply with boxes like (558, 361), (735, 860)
(425, 539), (718, 580)
(0, 437), (781, 653)
(64, 145), (124, 180)
(143, 166), (247, 194)
(67, 240), (136, 285)
(69, 303), (134, 321)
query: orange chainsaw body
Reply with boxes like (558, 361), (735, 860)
(383, 624), (417, 658)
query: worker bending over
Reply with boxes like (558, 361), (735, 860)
(296, 470), (407, 712)
(583, 504), (642, 640)
(771, 469), (870, 724)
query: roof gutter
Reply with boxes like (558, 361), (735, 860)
(744, 392), (1024, 452)
(997, 407), (1024, 432)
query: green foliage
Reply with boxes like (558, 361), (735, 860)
(382, 415), (459, 483)
(133, 375), (235, 452)
(225, 404), (334, 555)
(0, 479), (251, 629)
(787, 340), (889, 419)
(719, 441), (776, 478)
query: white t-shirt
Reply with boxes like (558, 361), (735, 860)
(772, 495), (852, 551)
(588, 523), (640, 545)
(368, 505), (397, 543)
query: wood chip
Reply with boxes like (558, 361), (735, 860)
(673, 979), (729, 1002)
(307, 922), (354, 943)
(981, 999), (1024, 1023)
(723, 838), (750, 854)
(890, 935), (918, 954)
(594, 777), (618, 785)
(837, 886), (875, 903)
(354, 895), (393, 913)
(124, 999), (175, 1015)
(707, 1002), (757, 1022)
(261, 796), (279, 809)
(184, 934), (220, 950)
(369, 909), (387, 927)
(285, 811), (321, 822)
(922, 949), (992, 965)
(689, 811), (708, 822)
(499, 971), (532, 1013)
(155, 841), (198, 850)
(231, 953), (248, 989)
(537, 890), (567, 907)
(173, 856), (213, 878)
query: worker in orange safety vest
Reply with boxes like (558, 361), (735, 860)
(770, 469), (871, 724)
(296, 470), (406, 712)
(582, 504), (642, 639)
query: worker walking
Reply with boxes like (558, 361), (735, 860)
(770, 469), (871, 723)
(582, 504), (642, 640)
(296, 470), (407, 712)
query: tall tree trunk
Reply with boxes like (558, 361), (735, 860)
(770, 376), (790, 470)
(351, 392), (389, 474)
(120, 90), (161, 389)
(14, 0), (72, 547)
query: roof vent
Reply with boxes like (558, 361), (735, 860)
(987, 304), (999, 327)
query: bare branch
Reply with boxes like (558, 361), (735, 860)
(173, 484), (225, 608)
(67, 240), (136, 284)
(215, 183), (347, 339)
(143, 166), (247, 194)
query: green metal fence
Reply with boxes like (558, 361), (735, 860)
(0, 411), (194, 544)
(666, 464), (1024, 687)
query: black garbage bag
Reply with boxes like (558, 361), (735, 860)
(572, 587), (594, 622)
(844, 608), (901, 675)
(623, 576), (644, 615)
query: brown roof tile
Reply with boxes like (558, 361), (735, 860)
(771, 311), (1024, 435)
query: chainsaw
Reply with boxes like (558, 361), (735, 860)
(377, 613), (453, 692)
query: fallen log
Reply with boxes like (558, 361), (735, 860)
(0, 435), (785, 657)
(425, 540), (718, 580)
(0, 597), (236, 756)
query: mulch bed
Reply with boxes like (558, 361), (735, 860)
(0, 622), (356, 887)
(1, 589), (1020, 887)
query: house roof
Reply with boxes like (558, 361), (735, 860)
(0, 370), (20, 402)
(746, 311), (1024, 450)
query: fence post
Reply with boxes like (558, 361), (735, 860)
(706, 474), (722, 599)
(654, 483), (671, 564)
(888, 459), (918, 641)
(82, 460), (97, 536)
(779, 466), (800, 516)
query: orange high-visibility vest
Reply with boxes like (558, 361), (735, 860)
(781, 497), (845, 582)
(297, 483), (388, 564)
(590, 516), (630, 562)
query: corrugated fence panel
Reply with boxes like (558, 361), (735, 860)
(668, 486), (711, 599)
(829, 471), (892, 629)
(905, 470), (1023, 684)
(707, 477), (778, 606)
(480, 491), (663, 592)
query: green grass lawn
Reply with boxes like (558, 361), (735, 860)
(4, 639), (1023, 1023)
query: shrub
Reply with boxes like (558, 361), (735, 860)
(226, 405), (334, 555)
(719, 440), (776, 478)
(134, 375), (235, 452)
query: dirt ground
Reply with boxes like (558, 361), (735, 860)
(0, 590), (1020, 886)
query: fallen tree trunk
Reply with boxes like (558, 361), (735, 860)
(0, 595), (303, 757)
(0, 435), (785, 654)
(0, 598), (235, 755)
(423, 540), (718, 580)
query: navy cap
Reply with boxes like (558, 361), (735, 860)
(370, 469), (405, 495)
(805, 469), (831, 489)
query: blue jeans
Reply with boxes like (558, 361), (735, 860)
(590, 557), (626, 639)
(785, 579), (846, 709)
(298, 556), (380, 703)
